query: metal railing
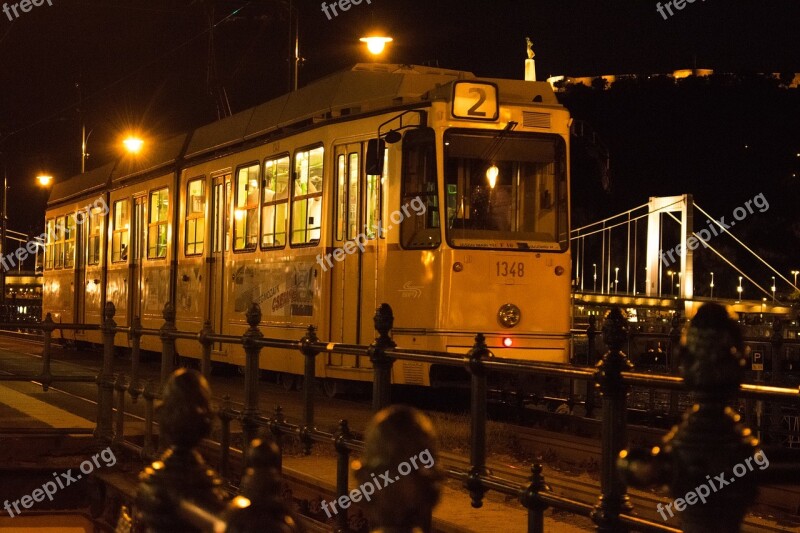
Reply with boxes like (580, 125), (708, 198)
(2, 301), (800, 532)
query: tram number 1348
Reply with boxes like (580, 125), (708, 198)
(495, 261), (525, 278)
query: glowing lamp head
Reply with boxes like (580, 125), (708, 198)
(360, 36), (393, 55)
(123, 136), (144, 154)
(486, 165), (499, 189)
(36, 175), (54, 187)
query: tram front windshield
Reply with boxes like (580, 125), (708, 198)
(444, 129), (567, 251)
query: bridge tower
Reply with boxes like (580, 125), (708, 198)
(645, 194), (694, 299)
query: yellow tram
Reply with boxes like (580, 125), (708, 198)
(43, 64), (572, 390)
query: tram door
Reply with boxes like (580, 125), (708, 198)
(209, 174), (231, 351)
(330, 145), (363, 355)
(73, 213), (85, 324)
(129, 195), (146, 323)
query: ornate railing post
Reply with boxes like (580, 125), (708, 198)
(585, 315), (597, 417)
(466, 333), (490, 508)
(334, 420), (351, 533)
(129, 316), (142, 402)
(270, 405), (284, 473)
(354, 406), (441, 533)
(768, 318), (784, 442)
(137, 369), (226, 532)
(159, 303), (177, 388)
(300, 324), (320, 453)
(142, 380), (156, 458)
(198, 320), (213, 379)
(369, 304), (396, 412)
(590, 307), (633, 532)
(219, 395), (232, 480)
(619, 303), (759, 533)
(220, 433), (301, 532)
(113, 373), (127, 447)
(668, 312), (682, 417)
(520, 463), (549, 533)
(40, 312), (55, 391)
(95, 301), (116, 441)
(242, 303), (264, 448)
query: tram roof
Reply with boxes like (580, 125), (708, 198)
(48, 161), (115, 205)
(52, 64), (560, 202)
(111, 133), (188, 185)
(184, 63), (477, 158)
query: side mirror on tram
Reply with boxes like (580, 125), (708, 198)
(366, 138), (386, 176)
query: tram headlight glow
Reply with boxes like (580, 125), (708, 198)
(503, 337), (513, 347)
(498, 303), (521, 328)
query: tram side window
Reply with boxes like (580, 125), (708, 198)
(401, 128), (440, 249)
(63, 213), (76, 268)
(185, 179), (206, 255)
(234, 163), (259, 251)
(291, 146), (323, 245)
(44, 219), (55, 270)
(87, 208), (102, 265)
(335, 154), (346, 241)
(111, 199), (130, 263)
(365, 148), (386, 239)
(54, 215), (65, 268)
(261, 156), (289, 248)
(148, 188), (169, 259)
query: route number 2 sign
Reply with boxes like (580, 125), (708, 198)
(452, 81), (499, 121)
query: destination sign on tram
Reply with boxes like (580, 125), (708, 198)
(452, 81), (499, 121)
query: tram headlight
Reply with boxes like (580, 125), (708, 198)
(497, 303), (521, 328)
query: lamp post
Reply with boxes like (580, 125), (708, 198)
(771, 276), (776, 303)
(614, 267), (619, 294)
(668, 270), (675, 297)
(737, 276), (743, 302)
(677, 272), (682, 298)
(593, 263), (597, 292)
(35, 175), (54, 273)
(710, 272), (715, 299)
(792, 270), (799, 288)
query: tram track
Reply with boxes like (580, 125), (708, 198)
(0, 333), (798, 532)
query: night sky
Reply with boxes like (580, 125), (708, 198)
(1, 0), (799, 275)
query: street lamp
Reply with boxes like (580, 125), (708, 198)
(710, 272), (715, 299)
(771, 276), (776, 303)
(737, 276), (743, 302)
(792, 270), (799, 289)
(123, 136), (144, 154)
(668, 270), (675, 297)
(593, 263), (597, 292)
(614, 267), (619, 294)
(36, 174), (53, 187)
(677, 272), (682, 298)
(360, 35), (393, 56)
